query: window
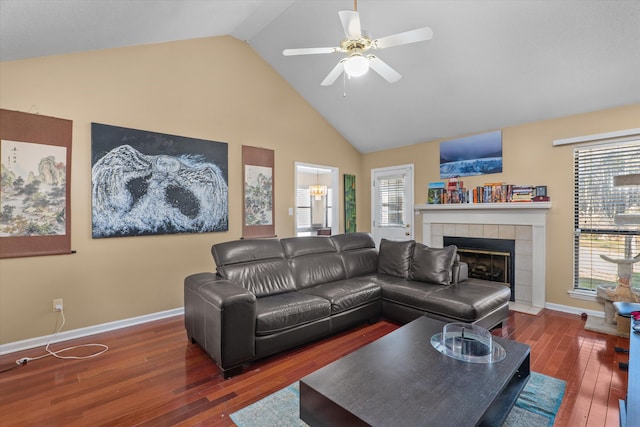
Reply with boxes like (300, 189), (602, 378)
(375, 173), (406, 227)
(296, 187), (332, 235)
(296, 187), (312, 231)
(574, 140), (640, 291)
(326, 188), (333, 228)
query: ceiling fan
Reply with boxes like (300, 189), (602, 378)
(282, 1), (433, 86)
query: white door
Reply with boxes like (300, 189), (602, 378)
(371, 164), (414, 246)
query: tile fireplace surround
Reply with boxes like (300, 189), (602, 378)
(415, 202), (551, 310)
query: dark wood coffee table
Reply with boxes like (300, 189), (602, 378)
(300, 316), (530, 427)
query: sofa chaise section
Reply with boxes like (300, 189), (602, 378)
(381, 278), (510, 329)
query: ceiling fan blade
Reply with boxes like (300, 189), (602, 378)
(321, 60), (346, 86)
(338, 10), (362, 40)
(368, 55), (401, 83)
(373, 27), (433, 50)
(283, 47), (339, 56)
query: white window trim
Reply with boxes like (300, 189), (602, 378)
(553, 128), (640, 146)
(568, 289), (598, 302)
(567, 132), (640, 298)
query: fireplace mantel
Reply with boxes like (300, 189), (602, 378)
(415, 202), (551, 309)
(415, 202), (551, 213)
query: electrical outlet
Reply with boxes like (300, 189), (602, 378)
(52, 298), (63, 312)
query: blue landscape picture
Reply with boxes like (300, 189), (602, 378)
(440, 130), (503, 178)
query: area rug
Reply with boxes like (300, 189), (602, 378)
(231, 371), (565, 427)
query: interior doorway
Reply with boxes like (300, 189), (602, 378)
(295, 162), (339, 236)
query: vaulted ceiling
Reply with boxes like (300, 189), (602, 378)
(1, 0), (639, 153)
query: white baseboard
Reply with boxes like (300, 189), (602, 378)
(0, 307), (184, 356)
(545, 302), (604, 318)
(0, 302), (604, 356)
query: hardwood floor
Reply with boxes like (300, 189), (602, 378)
(0, 309), (630, 426)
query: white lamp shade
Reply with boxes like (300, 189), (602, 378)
(344, 54), (369, 77)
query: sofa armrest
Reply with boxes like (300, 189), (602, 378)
(452, 261), (469, 284)
(184, 272), (256, 375)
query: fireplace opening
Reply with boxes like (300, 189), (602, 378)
(443, 236), (515, 302)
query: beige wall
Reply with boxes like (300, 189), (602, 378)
(1, 34), (638, 346)
(363, 103), (640, 312)
(0, 37), (362, 345)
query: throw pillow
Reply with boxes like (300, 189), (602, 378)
(377, 239), (416, 278)
(410, 244), (458, 285)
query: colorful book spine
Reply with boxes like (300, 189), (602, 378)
(428, 182), (546, 204)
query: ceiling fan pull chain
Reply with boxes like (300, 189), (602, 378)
(343, 71), (347, 97)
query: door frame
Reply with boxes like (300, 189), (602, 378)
(294, 162), (339, 236)
(370, 164), (414, 245)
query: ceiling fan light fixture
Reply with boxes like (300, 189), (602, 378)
(283, 7), (432, 86)
(344, 54), (369, 77)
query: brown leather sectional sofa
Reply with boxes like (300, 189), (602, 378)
(184, 232), (510, 378)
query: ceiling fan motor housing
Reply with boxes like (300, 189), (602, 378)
(340, 37), (372, 53)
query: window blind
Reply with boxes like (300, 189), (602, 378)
(574, 140), (640, 290)
(296, 188), (311, 230)
(295, 188), (332, 231)
(326, 188), (333, 228)
(375, 173), (405, 227)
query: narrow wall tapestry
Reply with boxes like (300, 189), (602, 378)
(242, 145), (275, 238)
(244, 165), (273, 226)
(440, 130), (503, 178)
(344, 174), (356, 233)
(91, 123), (228, 238)
(0, 109), (72, 258)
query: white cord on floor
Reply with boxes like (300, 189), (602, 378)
(15, 307), (108, 366)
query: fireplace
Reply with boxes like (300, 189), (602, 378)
(443, 236), (515, 302)
(415, 202), (551, 309)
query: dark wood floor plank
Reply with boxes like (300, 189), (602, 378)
(0, 309), (630, 426)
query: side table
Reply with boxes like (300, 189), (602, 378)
(613, 301), (640, 427)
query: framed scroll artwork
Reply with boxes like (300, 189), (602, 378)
(0, 109), (72, 258)
(242, 145), (275, 238)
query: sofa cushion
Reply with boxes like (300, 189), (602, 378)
(410, 244), (457, 285)
(331, 232), (376, 252)
(282, 236), (348, 289)
(377, 239), (416, 278)
(340, 249), (378, 278)
(255, 292), (331, 336)
(381, 279), (510, 323)
(290, 253), (347, 289)
(332, 232), (378, 278)
(301, 276), (382, 314)
(217, 259), (295, 297)
(212, 239), (285, 267)
(423, 280), (511, 322)
(381, 279), (443, 306)
(281, 236), (337, 258)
